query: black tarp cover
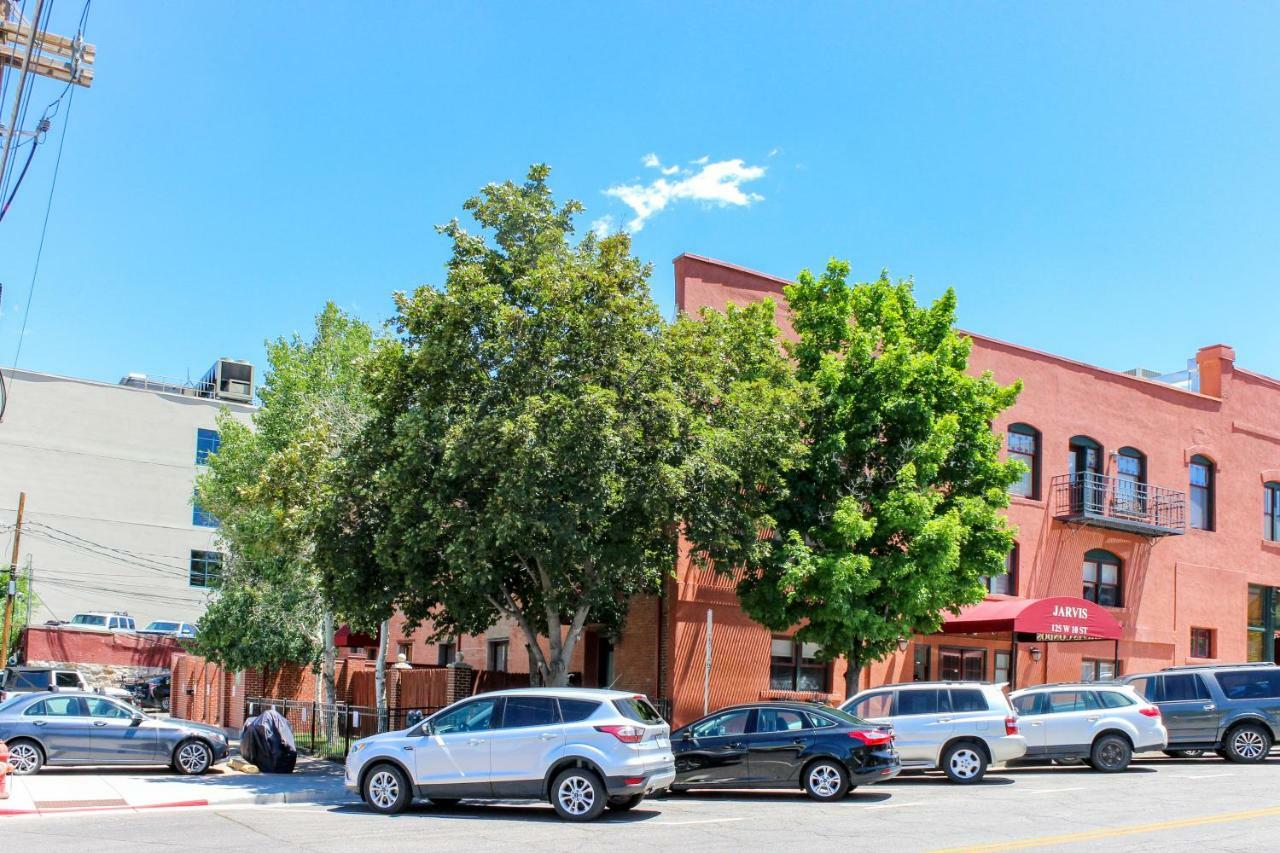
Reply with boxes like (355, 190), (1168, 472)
(239, 708), (298, 773)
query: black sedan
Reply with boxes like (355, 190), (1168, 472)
(671, 701), (900, 800)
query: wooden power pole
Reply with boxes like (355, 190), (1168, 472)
(0, 0), (95, 195)
(2, 491), (26, 662)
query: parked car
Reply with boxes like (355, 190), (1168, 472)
(138, 620), (197, 639)
(1008, 683), (1166, 772)
(1122, 663), (1280, 763)
(841, 681), (1026, 783)
(0, 666), (133, 703)
(125, 674), (172, 712)
(67, 612), (136, 633)
(0, 691), (228, 775)
(345, 688), (675, 821)
(670, 701), (900, 800)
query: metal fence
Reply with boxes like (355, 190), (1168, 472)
(244, 698), (442, 759)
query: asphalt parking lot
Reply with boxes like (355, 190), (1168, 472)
(6, 755), (1280, 852)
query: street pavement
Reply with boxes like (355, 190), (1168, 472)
(4, 755), (1279, 851)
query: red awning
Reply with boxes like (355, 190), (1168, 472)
(941, 596), (1123, 642)
(333, 624), (380, 648)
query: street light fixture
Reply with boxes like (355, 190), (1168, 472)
(1029, 646), (1042, 662)
(897, 637), (909, 653)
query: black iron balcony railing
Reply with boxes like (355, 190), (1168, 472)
(1050, 472), (1186, 537)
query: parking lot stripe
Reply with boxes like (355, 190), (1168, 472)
(929, 805), (1280, 852)
(654, 817), (746, 826)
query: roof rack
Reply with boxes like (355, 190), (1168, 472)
(1160, 662), (1278, 672)
(1014, 681), (1130, 690)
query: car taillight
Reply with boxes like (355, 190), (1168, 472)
(848, 730), (893, 747)
(595, 724), (644, 744)
(1005, 715), (1019, 735)
(1139, 705), (1161, 718)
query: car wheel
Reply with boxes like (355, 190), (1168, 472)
(173, 739), (213, 775)
(803, 759), (850, 801)
(1224, 725), (1272, 763)
(1089, 734), (1132, 773)
(607, 793), (646, 812)
(363, 763), (412, 814)
(942, 742), (988, 784)
(1164, 749), (1205, 759)
(5, 739), (44, 775)
(550, 767), (607, 822)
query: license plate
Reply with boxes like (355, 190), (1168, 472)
(655, 736), (670, 748)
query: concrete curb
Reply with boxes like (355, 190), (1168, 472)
(0, 789), (356, 817)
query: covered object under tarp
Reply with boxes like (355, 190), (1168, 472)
(239, 708), (298, 773)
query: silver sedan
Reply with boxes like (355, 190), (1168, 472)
(0, 691), (229, 775)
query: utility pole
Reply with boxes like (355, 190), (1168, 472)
(2, 491), (26, 661)
(0, 0), (95, 193)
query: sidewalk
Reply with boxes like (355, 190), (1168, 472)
(0, 754), (354, 817)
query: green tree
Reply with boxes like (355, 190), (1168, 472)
(2, 568), (37, 665)
(195, 303), (377, 718)
(736, 261), (1022, 691)
(319, 165), (806, 686)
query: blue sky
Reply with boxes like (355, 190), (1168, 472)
(2, 2), (1278, 388)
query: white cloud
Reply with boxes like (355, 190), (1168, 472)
(590, 215), (614, 238)
(768, 147), (781, 157)
(604, 156), (767, 232)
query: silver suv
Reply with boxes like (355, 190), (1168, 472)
(1009, 683), (1167, 772)
(345, 687), (675, 821)
(841, 682), (1026, 783)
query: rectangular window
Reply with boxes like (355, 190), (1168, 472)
(994, 651), (1011, 685)
(437, 642), (456, 666)
(939, 648), (985, 682)
(195, 428), (221, 465)
(1083, 558), (1120, 606)
(982, 547), (1018, 596)
(912, 644), (931, 681)
(397, 643), (412, 662)
(188, 550), (222, 588)
(487, 639), (509, 672)
(1160, 673), (1210, 701)
(192, 490), (218, 528)
(1190, 627), (1214, 659)
(1081, 659), (1117, 682)
(1265, 484), (1280, 542)
(769, 637), (830, 692)
(1008, 429), (1037, 498)
(1190, 460), (1213, 530)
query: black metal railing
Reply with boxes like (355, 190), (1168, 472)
(1051, 473), (1186, 536)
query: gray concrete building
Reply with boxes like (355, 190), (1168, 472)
(0, 360), (255, 628)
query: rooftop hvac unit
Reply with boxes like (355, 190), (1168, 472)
(200, 358), (255, 404)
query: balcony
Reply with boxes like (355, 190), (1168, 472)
(1050, 473), (1186, 537)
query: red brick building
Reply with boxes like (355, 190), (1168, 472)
(385, 254), (1280, 728)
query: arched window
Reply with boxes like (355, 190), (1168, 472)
(981, 542), (1018, 596)
(1115, 447), (1146, 517)
(1007, 424), (1040, 499)
(1190, 455), (1215, 531)
(1083, 549), (1121, 607)
(1265, 482), (1280, 542)
(1069, 436), (1104, 513)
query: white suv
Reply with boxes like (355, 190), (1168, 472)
(346, 687), (676, 821)
(1008, 683), (1167, 772)
(842, 682), (1026, 783)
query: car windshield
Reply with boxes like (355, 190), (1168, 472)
(72, 614), (107, 626)
(145, 622), (179, 632)
(820, 705), (873, 726)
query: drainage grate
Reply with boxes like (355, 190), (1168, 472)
(35, 799), (129, 809)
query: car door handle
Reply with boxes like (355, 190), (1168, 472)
(32, 720), (46, 727)
(402, 746), (415, 751)
(467, 738), (486, 746)
(93, 720), (109, 727)
(937, 718), (953, 724)
(539, 733), (559, 741)
(729, 742), (745, 749)
(1203, 704), (1216, 711)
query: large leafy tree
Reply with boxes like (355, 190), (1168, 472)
(195, 303), (377, 713)
(319, 165), (805, 686)
(736, 261), (1022, 691)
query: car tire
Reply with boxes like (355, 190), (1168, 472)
(5, 739), (44, 775)
(1088, 734), (1132, 773)
(550, 767), (607, 822)
(802, 759), (850, 801)
(1223, 725), (1272, 764)
(1164, 749), (1205, 759)
(607, 794), (646, 812)
(173, 739), (213, 775)
(941, 742), (988, 784)
(363, 763), (412, 814)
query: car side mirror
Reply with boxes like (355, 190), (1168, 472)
(681, 731), (693, 741)
(418, 723), (434, 737)
(131, 712), (145, 726)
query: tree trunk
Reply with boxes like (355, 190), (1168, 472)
(374, 618), (389, 733)
(321, 610), (338, 743)
(844, 648), (863, 696)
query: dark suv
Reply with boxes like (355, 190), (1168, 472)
(1122, 663), (1280, 762)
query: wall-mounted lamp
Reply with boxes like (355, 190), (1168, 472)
(1029, 646), (1043, 662)
(897, 637), (909, 653)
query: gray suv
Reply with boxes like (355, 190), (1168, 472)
(1122, 663), (1280, 762)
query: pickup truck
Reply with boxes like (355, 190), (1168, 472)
(0, 666), (133, 703)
